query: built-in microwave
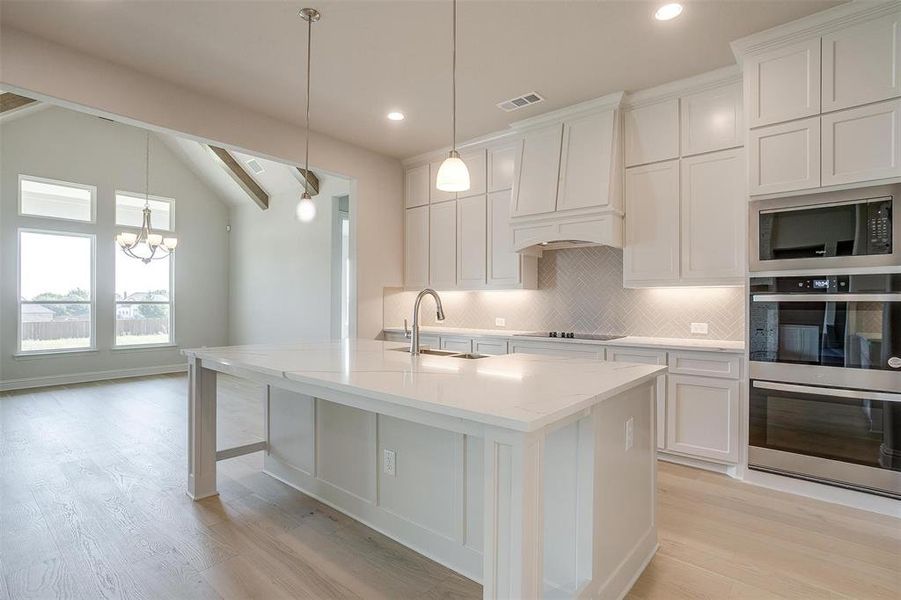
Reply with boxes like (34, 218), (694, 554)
(750, 184), (898, 272)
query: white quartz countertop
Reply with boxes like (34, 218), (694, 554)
(183, 340), (665, 432)
(383, 326), (745, 353)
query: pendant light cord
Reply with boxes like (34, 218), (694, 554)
(145, 130), (151, 209)
(452, 0), (457, 152)
(304, 12), (312, 183)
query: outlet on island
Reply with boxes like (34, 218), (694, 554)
(383, 449), (396, 476)
(625, 417), (634, 451)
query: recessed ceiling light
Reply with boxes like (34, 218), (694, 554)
(387, 111), (405, 121)
(654, 3), (683, 21)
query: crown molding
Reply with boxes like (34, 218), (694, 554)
(401, 128), (521, 167)
(622, 65), (741, 109)
(731, 0), (901, 64)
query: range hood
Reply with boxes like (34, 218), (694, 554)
(507, 92), (625, 256)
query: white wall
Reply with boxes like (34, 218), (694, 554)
(0, 106), (230, 386)
(228, 174), (350, 344)
(1, 27), (404, 340)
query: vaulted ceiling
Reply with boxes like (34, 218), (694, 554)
(1, 0), (843, 158)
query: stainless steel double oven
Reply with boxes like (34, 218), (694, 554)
(749, 273), (901, 498)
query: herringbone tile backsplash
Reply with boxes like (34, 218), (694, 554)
(384, 246), (745, 340)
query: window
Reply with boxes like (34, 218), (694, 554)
(115, 248), (172, 346)
(116, 192), (173, 231)
(19, 175), (95, 222)
(18, 230), (94, 353)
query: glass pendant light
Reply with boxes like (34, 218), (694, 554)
(296, 7), (320, 223)
(436, 0), (470, 193)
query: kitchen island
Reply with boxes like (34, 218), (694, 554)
(183, 340), (665, 600)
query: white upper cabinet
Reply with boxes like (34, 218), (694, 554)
(429, 200), (457, 289)
(822, 98), (901, 187)
(404, 205), (429, 289)
(487, 191), (519, 286)
(749, 116), (821, 195)
(745, 38), (821, 128)
(624, 160), (680, 285)
(624, 98), (680, 167)
(557, 110), (616, 211)
(822, 12), (901, 112)
(511, 124), (563, 217)
(680, 149), (745, 282)
(457, 194), (487, 287)
(405, 165), (429, 208)
(680, 82), (743, 156)
(458, 149), (487, 199)
(488, 144), (517, 192)
(429, 160), (457, 204)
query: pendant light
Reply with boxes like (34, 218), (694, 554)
(116, 131), (178, 263)
(435, 0), (470, 193)
(296, 7), (320, 223)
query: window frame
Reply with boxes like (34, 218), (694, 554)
(112, 239), (176, 350)
(16, 228), (97, 356)
(18, 174), (97, 224)
(114, 191), (176, 233)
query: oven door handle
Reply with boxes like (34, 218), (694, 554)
(752, 293), (901, 302)
(753, 380), (901, 403)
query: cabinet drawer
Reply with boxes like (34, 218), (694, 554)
(440, 337), (473, 353)
(606, 346), (667, 365)
(384, 332), (407, 343)
(509, 342), (605, 359)
(418, 334), (441, 350)
(474, 340), (508, 356)
(667, 351), (741, 379)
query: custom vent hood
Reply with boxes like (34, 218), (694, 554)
(508, 92), (625, 256)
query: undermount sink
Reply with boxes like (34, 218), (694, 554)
(391, 347), (489, 360)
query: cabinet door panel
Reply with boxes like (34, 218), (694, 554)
(440, 337), (473, 353)
(509, 342), (604, 359)
(457, 195), (487, 287)
(488, 144), (517, 192)
(429, 201), (457, 289)
(404, 205), (429, 289)
(749, 117), (820, 195)
(458, 149), (487, 199)
(680, 149), (745, 282)
(624, 160), (680, 285)
(822, 13), (901, 112)
(475, 340), (508, 356)
(666, 375), (740, 463)
(822, 99), (901, 187)
(680, 82), (743, 156)
(557, 111), (615, 211)
(405, 165), (430, 208)
(430, 160), (457, 204)
(624, 98), (680, 167)
(487, 190), (520, 286)
(512, 124), (563, 217)
(746, 38), (820, 127)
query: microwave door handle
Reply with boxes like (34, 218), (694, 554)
(753, 381), (901, 403)
(752, 294), (901, 302)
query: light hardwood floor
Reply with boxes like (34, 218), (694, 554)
(1, 373), (898, 599)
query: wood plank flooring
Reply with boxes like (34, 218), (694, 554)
(1, 373), (899, 599)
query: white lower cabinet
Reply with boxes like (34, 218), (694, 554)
(429, 200), (457, 289)
(665, 374), (740, 463)
(509, 341), (605, 359)
(474, 340), (508, 355)
(821, 98), (901, 187)
(440, 337), (473, 354)
(606, 347), (667, 450)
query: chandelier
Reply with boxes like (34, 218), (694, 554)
(116, 131), (178, 263)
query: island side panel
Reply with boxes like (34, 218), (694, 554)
(187, 356), (219, 500)
(591, 379), (658, 600)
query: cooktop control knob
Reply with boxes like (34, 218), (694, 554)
(549, 331), (557, 337)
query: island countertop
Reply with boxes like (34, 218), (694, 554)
(183, 339), (665, 432)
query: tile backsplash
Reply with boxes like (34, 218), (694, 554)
(384, 246), (746, 340)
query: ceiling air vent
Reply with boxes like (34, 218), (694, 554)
(497, 92), (544, 112)
(245, 158), (265, 175)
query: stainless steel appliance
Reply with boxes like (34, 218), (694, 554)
(748, 273), (901, 498)
(750, 184), (897, 272)
(513, 331), (626, 341)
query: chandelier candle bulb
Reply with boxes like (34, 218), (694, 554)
(121, 232), (138, 246)
(163, 237), (178, 250)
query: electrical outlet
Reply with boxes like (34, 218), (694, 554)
(495, 317), (506, 327)
(625, 417), (634, 451)
(690, 322), (709, 335)
(383, 449), (396, 476)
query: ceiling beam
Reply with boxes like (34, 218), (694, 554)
(206, 145), (269, 210)
(0, 92), (37, 114)
(296, 167), (320, 197)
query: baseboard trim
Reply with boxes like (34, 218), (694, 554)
(0, 363), (187, 391)
(658, 451), (739, 478)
